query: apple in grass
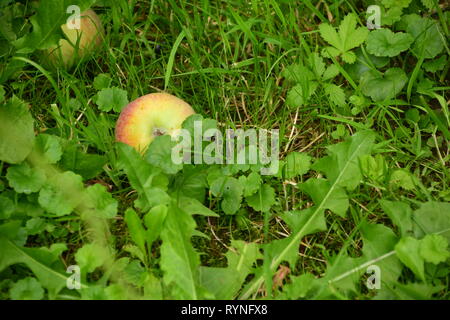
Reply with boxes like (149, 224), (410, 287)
(115, 93), (195, 153)
(43, 9), (104, 69)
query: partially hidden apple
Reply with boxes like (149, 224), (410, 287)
(43, 9), (104, 69)
(115, 93), (195, 152)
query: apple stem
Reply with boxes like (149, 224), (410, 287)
(153, 128), (166, 136)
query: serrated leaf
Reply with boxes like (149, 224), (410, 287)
(9, 277), (44, 300)
(95, 87), (129, 113)
(389, 169), (415, 190)
(322, 64), (339, 81)
(93, 73), (112, 90)
(419, 234), (449, 264)
(422, 56), (447, 73)
(240, 131), (375, 299)
(38, 171), (84, 216)
(160, 204), (203, 299)
(33, 134), (62, 164)
(367, 29), (413, 57)
(319, 13), (369, 64)
(0, 96), (34, 164)
(246, 184), (275, 212)
(402, 14), (444, 59)
(6, 163), (46, 194)
(324, 83), (346, 107)
(75, 243), (107, 273)
(283, 152), (311, 179)
(84, 184), (117, 219)
(379, 200), (414, 237)
(0, 237), (72, 298)
(200, 240), (262, 299)
(286, 82), (318, 107)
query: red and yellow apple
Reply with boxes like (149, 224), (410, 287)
(115, 93), (195, 152)
(43, 9), (104, 69)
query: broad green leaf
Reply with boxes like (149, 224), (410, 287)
(13, 0), (96, 52)
(177, 197), (218, 217)
(93, 73), (112, 90)
(422, 56), (447, 73)
(9, 277), (44, 300)
(401, 14), (444, 59)
(360, 68), (408, 102)
(280, 273), (317, 299)
(124, 208), (147, 258)
(395, 237), (425, 281)
(95, 87), (129, 113)
(389, 169), (415, 190)
(144, 205), (168, 246)
(145, 135), (183, 175)
(0, 96), (34, 164)
(300, 179), (348, 217)
(60, 143), (106, 180)
(0, 195), (15, 219)
(282, 64), (315, 83)
(38, 171), (84, 216)
(84, 184), (118, 219)
(379, 200), (414, 237)
(391, 282), (444, 300)
(359, 222), (402, 285)
(283, 152), (311, 179)
(0, 237), (72, 298)
(117, 143), (170, 211)
(419, 234), (449, 264)
(344, 48), (389, 82)
(313, 130), (376, 190)
(160, 205), (203, 299)
(199, 240), (262, 299)
(286, 83), (318, 107)
(75, 243), (107, 273)
(210, 176), (243, 215)
(323, 83), (346, 107)
(366, 29), (413, 57)
(6, 163), (46, 194)
(413, 202), (450, 242)
(246, 184), (276, 212)
(238, 172), (262, 197)
(33, 134), (62, 164)
(25, 218), (47, 235)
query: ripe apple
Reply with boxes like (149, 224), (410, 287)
(43, 9), (104, 69)
(115, 93), (195, 152)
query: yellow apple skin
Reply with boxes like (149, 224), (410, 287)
(115, 93), (195, 152)
(44, 9), (104, 69)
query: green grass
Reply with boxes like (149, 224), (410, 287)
(1, 0), (449, 300)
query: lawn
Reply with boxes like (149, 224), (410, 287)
(0, 0), (449, 300)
